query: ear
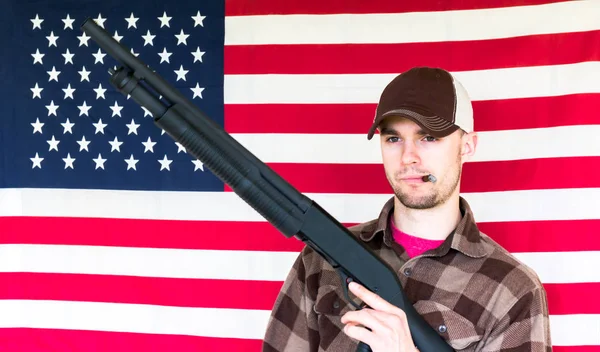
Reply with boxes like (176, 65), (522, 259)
(460, 131), (478, 163)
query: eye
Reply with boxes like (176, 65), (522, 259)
(386, 136), (399, 143)
(423, 136), (437, 142)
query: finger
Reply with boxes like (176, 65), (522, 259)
(348, 281), (397, 313)
(343, 322), (379, 348)
(341, 309), (390, 334)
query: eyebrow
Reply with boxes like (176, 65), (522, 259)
(379, 126), (428, 136)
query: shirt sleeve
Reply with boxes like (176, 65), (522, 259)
(262, 247), (321, 352)
(483, 285), (552, 352)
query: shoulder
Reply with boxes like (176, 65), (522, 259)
(478, 230), (545, 297)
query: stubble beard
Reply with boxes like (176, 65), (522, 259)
(389, 153), (462, 210)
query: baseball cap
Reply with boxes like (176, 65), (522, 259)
(367, 67), (473, 140)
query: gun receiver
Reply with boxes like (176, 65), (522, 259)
(80, 18), (454, 352)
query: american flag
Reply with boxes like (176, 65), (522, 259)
(0, 0), (599, 351)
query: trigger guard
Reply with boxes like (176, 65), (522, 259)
(336, 269), (363, 310)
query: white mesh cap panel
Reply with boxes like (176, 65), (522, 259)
(452, 77), (474, 133)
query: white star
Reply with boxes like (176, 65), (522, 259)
(110, 101), (123, 117)
(192, 11), (206, 27)
(158, 11), (172, 28)
(94, 83), (107, 99)
(62, 14), (75, 30)
(78, 101), (92, 116)
(175, 29), (189, 45)
(142, 137), (157, 153)
(158, 48), (172, 63)
(31, 153), (44, 169)
(125, 13), (139, 28)
(191, 47), (205, 63)
(31, 14), (44, 30)
(77, 136), (91, 152)
(31, 49), (44, 64)
(46, 100), (59, 116)
(94, 14), (106, 28)
(113, 31), (123, 43)
(47, 135), (60, 151)
(142, 30), (155, 46)
(192, 159), (204, 171)
(62, 153), (76, 169)
(191, 83), (204, 99)
(92, 153), (106, 170)
(175, 142), (186, 153)
(77, 32), (90, 47)
(92, 49), (106, 64)
(47, 66), (60, 82)
(62, 48), (75, 64)
(78, 66), (91, 82)
(141, 106), (152, 117)
(93, 118), (107, 134)
(63, 83), (75, 99)
(126, 119), (140, 135)
(31, 83), (43, 99)
(31, 118), (44, 134)
(61, 118), (75, 134)
(174, 65), (188, 81)
(130, 48), (139, 57)
(125, 154), (139, 170)
(158, 154), (173, 171)
(109, 136), (123, 152)
(46, 31), (59, 47)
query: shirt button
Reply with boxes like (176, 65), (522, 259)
(403, 268), (412, 276)
(438, 325), (447, 333)
(333, 301), (340, 309)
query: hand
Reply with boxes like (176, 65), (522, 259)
(341, 281), (418, 352)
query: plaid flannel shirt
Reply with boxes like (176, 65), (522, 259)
(262, 196), (552, 351)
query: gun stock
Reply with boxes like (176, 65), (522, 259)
(81, 18), (454, 352)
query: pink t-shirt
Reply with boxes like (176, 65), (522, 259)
(389, 218), (445, 258)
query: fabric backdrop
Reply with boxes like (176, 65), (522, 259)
(0, 0), (598, 350)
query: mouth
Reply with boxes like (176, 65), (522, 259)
(400, 175), (429, 184)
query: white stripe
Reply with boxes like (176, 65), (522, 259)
(231, 125), (600, 163)
(224, 1), (600, 45)
(0, 300), (270, 339)
(0, 244), (598, 284)
(224, 62), (600, 104)
(0, 299), (595, 344)
(549, 314), (600, 346)
(0, 244), (298, 281)
(513, 251), (600, 284)
(1, 187), (600, 223)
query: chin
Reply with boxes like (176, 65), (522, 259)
(396, 193), (440, 210)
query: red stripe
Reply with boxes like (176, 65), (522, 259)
(478, 220), (600, 253)
(544, 283), (600, 315)
(0, 273), (596, 315)
(0, 216), (301, 251)
(225, 0), (564, 16)
(220, 157), (600, 194)
(0, 328), (261, 352)
(225, 31), (600, 74)
(4, 216), (600, 254)
(224, 94), (600, 134)
(0, 272), (281, 310)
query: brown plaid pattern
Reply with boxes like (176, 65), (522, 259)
(262, 197), (552, 351)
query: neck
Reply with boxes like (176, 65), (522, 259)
(392, 194), (462, 241)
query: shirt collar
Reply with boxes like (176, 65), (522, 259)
(359, 196), (491, 258)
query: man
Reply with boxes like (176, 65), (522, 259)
(262, 67), (552, 352)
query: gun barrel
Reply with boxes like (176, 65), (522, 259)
(81, 18), (454, 352)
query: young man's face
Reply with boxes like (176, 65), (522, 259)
(378, 116), (476, 210)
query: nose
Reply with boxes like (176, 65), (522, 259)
(401, 141), (420, 165)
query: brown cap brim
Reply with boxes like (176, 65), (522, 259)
(367, 108), (460, 140)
